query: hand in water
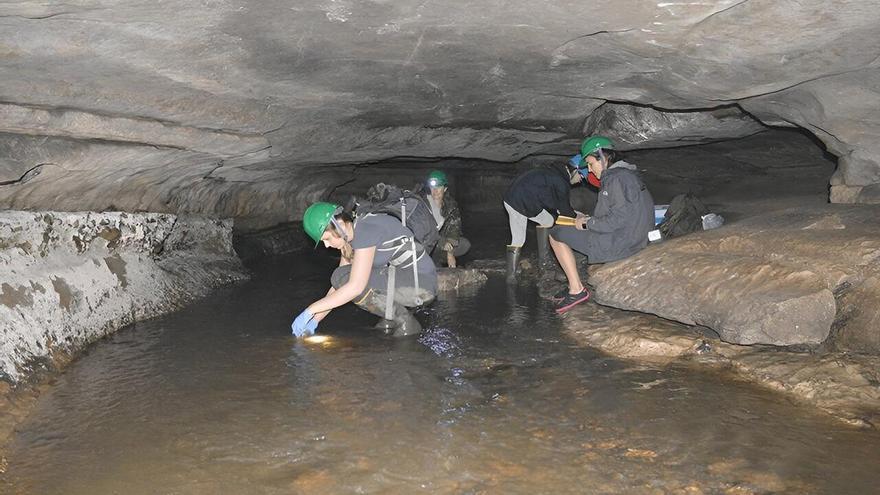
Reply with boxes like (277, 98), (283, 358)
(291, 309), (318, 337)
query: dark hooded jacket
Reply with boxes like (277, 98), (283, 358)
(585, 161), (654, 263)
(503, 164), (577, 219)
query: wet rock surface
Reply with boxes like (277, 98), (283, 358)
(562, 304), (880, 427)
(0, 210), (248, 383)
(436, 267), (488, 292)
(587, 204), (880, 349)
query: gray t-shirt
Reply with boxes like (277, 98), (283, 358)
(351, 214), (438, 291)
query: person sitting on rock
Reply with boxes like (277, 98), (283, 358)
(502, 156), (586, 283)
(549, 136), (655, 313)
(291, 202), (437, 338)
(424, 170), (470, 268)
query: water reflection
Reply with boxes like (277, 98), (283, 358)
(2, 256), (880, 494)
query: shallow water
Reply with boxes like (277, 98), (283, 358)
(3, 254), (880, 495)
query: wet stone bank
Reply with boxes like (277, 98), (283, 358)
(0, 211), (248, 384)
(585, 204), (880, 350)
(511, 203), (880, 427)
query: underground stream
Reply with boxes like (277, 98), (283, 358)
(3, 247), (880, 494)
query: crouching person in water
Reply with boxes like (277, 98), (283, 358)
(291, 202), (437, 338)
(424, 170), (470, 268)
(550, 136), (654, 313)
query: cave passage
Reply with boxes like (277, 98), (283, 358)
(4, 128), (875, 495)
(4, 251), (880, 494)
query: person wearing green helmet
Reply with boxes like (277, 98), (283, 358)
(548, 136), (655, 313)
(291, 201), (437, 338)
(424, 170), (470, 268)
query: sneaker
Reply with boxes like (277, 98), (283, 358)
(555, 289), (591, 313)
(551, 287), (568, 301)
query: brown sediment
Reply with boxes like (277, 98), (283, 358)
(51, 278), (74, 312)
(103, 254), (129, 288)
(0, 283), (33, 310)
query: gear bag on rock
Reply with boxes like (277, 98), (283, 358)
(658, 193), (709, 239)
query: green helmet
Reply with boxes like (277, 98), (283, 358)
(580, 136), (615, 164)
(302, 202), (340, 245)
(427, 170), (448, 188)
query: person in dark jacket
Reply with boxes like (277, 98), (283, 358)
(424, 170), (470, 268)
(550, 136), (654, 313)
(502, 161), (583, 283)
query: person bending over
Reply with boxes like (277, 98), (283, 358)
(502, 158), (584, 283)
(424, 170), (470, 268)
(550, 136), (654, 313)
(291, 202), (437, 338)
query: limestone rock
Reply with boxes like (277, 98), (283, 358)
(560, 305), (704, 361)
(436, 268), (488, 292)
(584, 104), (766, 150)
(562, 303), (880, 426)
(857, 183), (880, 204)
(591, 251), (835, 346)
(588, 204), (880, 349)
(0, 1), (878, 217)
(0, 211), (248, 382)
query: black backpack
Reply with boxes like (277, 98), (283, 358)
(348, 183), (440, 252)
(659, 193), (709, 239)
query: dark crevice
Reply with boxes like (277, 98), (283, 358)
(325, 175), (358, 200)
(685, 0), (752, 33)
(714, 65), (880, 103)
(152, 216), (179, 258)
(0, 163), (64, 186)
(0, 12), (79, 20)
(202, 160), (225, 180)
(553, 28), (636, 52)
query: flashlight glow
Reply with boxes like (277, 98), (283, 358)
(304, 335), (331, 344)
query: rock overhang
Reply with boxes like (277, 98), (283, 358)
(0, 0), (878, 224)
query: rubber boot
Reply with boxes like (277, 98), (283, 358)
(535, 226), (552, 272)
(357, 290), (423, 337)
(505, 245), (521, 284)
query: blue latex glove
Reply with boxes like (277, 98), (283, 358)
(291, 309), (318, 337)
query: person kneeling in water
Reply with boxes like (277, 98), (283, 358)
(424, 170), (470, 268)
(291, 202), (437, 337)
(550, 136), (654, 313)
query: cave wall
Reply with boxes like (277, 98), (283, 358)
(0, 211), (248, 382)
(0, 0), (878, 227)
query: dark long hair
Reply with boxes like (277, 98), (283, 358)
(600, 148), (624, 165)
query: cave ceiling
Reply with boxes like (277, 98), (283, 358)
(1, 0), (879, 218)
